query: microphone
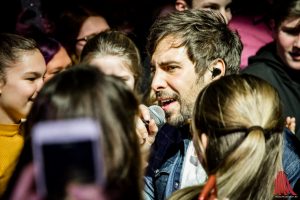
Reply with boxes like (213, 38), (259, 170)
(148, 105), (166, 129)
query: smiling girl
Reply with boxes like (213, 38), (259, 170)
(0, 33), (46, 196)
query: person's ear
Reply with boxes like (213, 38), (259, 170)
(209, 59), (225, 80)
(175, 0), (189, 11)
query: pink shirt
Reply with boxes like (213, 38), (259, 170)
(229, 15), (273, 69)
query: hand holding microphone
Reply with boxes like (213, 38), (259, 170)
(142, 105), (166, 130)
(136, 105), (165, 167)
(137, 105), (165, 144)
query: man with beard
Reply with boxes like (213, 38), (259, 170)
(137, 9), (242, 200)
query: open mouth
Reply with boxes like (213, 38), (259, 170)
(290, 51), (300, 59)
(159, 98), (176, 110)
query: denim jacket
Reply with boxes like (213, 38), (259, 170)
(283, 128), (300, 194)
(144, 125), (191, 200)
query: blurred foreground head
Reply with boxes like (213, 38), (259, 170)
(26, 65), (143, 200)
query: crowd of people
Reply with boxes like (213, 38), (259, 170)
(0, 0), (299, 199)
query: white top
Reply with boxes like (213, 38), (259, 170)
(180, 141), (207, 189)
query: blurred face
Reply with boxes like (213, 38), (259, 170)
(275, 17), (300, 70)
(192, 0), (232, 23)
(76, 16), (110, 56)
(44, 46), (72, 82)
(89, 55), (135, 90)
(0, 50), (46, 123)
(151, 36), (211, 126)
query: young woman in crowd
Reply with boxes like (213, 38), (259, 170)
(0, 33), (46, 197)
(80, 30), (142, 94)
(56, 5), (110, 64)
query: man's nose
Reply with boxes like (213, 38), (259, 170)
(151, 69), (167, 92)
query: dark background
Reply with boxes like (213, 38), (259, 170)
(0, 0), (173, 46)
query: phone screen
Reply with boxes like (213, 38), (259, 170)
(42, 140), (96, 199)
(32, 118), (103, 199)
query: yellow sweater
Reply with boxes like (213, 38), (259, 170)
(0, 123), (24, 196)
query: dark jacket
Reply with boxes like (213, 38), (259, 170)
(242, 42), (300, 140)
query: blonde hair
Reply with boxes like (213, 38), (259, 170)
(170, 74), (284, 200)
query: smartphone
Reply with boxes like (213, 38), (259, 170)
(32, 118), (104, 199)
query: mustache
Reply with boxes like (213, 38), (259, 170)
(156, 91), (179, 100)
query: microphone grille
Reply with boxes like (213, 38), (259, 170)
(149, 105), (166, 129)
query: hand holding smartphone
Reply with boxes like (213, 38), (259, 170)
(32, 118), (104, 199)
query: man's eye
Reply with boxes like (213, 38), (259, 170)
(26, 77), (36, 81)
(51, 70), (62, 75)
(283, 29), (299, 36)
(166, 65), (177, 71)
(120, 77), (129, 82)
(204, 5), (218, 10)
(226, 3), (232, 10)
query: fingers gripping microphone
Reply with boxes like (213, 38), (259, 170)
(148, 105), (166, 129)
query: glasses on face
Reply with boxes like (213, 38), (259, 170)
(75, 33), (98, 46)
